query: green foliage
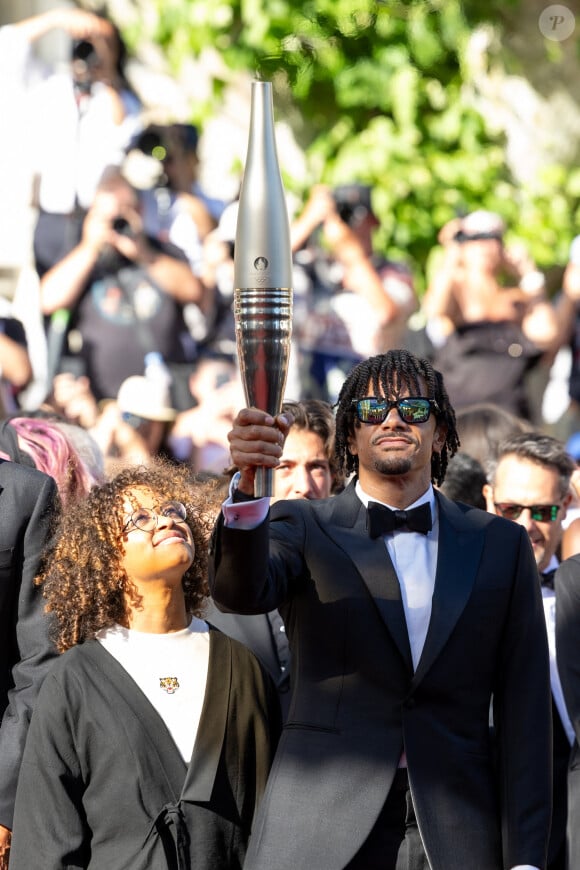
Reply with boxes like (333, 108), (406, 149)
(117, 0), (580, 291)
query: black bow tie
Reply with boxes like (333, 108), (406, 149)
(541, 569), (555, 590)
(367, 501), (432, 538)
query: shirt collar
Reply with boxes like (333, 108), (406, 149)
(355, 480), (436, 514)
(543, 555), (559, 574)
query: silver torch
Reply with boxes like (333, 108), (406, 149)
(233, 79), (293, 497)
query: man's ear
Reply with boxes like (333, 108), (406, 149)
(433, 421), (448, 453)
(482, 483), (494, 512)
(347, 432), (358, 459)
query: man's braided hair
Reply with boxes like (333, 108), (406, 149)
(334, 349), (460, 486)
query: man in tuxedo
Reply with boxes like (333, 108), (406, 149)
(209, 348), (552, 870)
(484, 431), (575, 870)
(0, 459), (59, 868)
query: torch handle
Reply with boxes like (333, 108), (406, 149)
(254, 467), (274, 499)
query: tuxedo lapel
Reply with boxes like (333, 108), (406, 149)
(410, 493), (485, 688)
(322, 483), (413, 672)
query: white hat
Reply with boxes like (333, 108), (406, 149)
(117, 376), (177, 423)
(461, 210), (505, 237)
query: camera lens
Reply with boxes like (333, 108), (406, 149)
(112, 217), (133, 237)
(336, 203), (355, 225)
(135, 130), (164, 157)
(72, 39), (98, 65)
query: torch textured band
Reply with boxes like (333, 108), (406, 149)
(234, 286), (293, 497)
(234, 287), (293, 416)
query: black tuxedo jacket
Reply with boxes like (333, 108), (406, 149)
(210, 481), (552, 870)
(203, 600), (291, 718)
(555, 553), (580, 869)
(0, 459), (59, 828)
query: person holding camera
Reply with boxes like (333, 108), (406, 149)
(0, 6), (141, 278)
(289, 183), (418, 403)
(142, 123), (225, 226)
(124, 122), (233, 358)
(422, 211), (558, 419)
(39, 166), (210, 405)
(127, 123), (224, 276)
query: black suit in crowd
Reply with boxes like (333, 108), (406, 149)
(0, 459), (59, 829)
(204, 601), (291, 718)
(555, 554), (580, 869)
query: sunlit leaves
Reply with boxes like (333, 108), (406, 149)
(119, 0), (580, 287)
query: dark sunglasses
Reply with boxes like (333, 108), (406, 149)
(494, 503), (561, 523)
(352, 396), (439, 426)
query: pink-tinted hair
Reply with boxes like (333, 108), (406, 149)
(9, 418), (103, 505)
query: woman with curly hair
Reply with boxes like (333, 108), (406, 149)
(9, 460), (281, 870)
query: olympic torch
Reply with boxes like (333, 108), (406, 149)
(233, 79), (293, 497)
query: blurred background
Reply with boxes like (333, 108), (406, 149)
(2, 0), (580, 421)
(2, 0), (580, 295)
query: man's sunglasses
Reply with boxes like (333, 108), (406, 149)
(352, 397), (440, 426)
(494, 503), (561, 523)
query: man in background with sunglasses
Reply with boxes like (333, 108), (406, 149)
(209, 348), (551, 870)
(484, 432), (576, 870)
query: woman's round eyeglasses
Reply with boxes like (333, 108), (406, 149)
(121, 501), (187, 534)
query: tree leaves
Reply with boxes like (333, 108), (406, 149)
(118, 0), (579, 289)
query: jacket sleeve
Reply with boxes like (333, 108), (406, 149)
(208, 502), (306, 616)
(493, 526), (552, 869)
(9, 669), (89, 869)
(0, 469), (59, 828)
(555, 555), (580, 744)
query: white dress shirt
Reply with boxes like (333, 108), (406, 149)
(355, 482), (437, 671)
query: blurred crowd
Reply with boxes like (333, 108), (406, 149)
(0, 6), (579, 484)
